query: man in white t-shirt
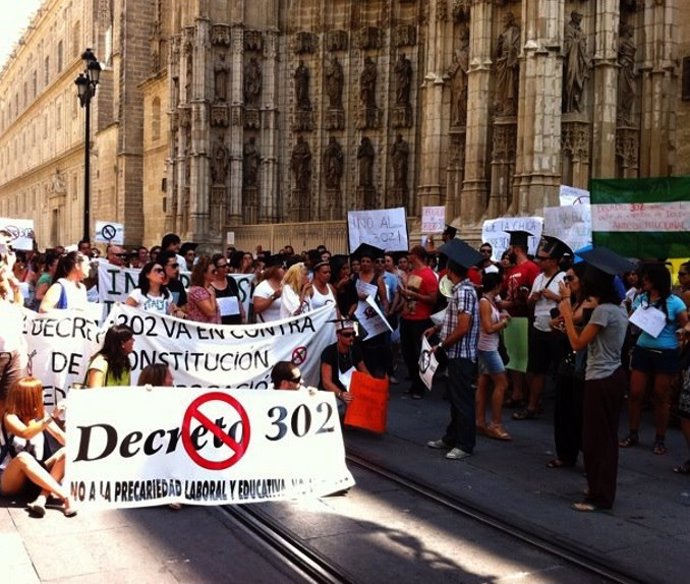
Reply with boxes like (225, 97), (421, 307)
(514, 236), (571, 421)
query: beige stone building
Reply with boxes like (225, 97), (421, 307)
(2, 0), (690, 252)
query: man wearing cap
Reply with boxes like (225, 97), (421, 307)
(499, 230), (540, 408)
(320, 319), (371, 407)
(514, 235), (569, 421)
(425, 239), (481, 460)
(400, 245), (440, 399)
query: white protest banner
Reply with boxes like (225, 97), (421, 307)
(481, 216), (543, 260)
(418, 335), (439, 391)
(96, 263), (253, 318)
(348, 207), (408, 252)
(0, 217), (35, 251)
(559, 185), (590, 207)
(106, 303), (336, 388)
(421, 206), (446, 234)
(64, 387), (355, 508)
(95, 221), (125, 245)
(22, 309), (104, 408)
(354, 296), (392, 339)
(543, 205), (592, 254)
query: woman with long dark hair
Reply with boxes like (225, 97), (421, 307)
(620, 262), (688, 454)
(210, 253), (244, 325)
(186, 256), (221, 324)
(559, 248), (632, 511)
(39, 251), (90, 312)
(126, 261), (175, 316)
(86, 324), (135, 387)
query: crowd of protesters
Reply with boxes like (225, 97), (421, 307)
(2, 226), (690, 517)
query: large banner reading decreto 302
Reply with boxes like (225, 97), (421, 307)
(65, 387), (355, 508)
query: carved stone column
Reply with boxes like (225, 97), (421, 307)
(512, 0), (563, 215)
(461, 0), (493, 224)
(227, 25), (245, 226)
(262, 29), (280, 223)
(591, 0), (620, 179)
(639, 1), (676, 177)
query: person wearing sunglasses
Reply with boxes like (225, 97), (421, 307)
(125, 261), (178, 316)
(271, 362), (304, 390)
(320, 319), (370, 407)
(106, 245), (128, 268)
(158, 250), (188, 313)
(186, 256), (221, 324)
(210, 253), (245, 325)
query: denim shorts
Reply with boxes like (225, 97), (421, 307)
(630, 346), (680, 375)
(478, 349), (505, 375)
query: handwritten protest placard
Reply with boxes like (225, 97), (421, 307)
(559, 185), (590, 207)
(348, 207), (408, 252)
(543, 205), (592, 253)
(421, 206), (446, 234)
(592, 202), (690, 233)
(481, 216), (543, 260)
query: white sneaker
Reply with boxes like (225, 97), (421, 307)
(446, 448), (471, 460)
(426, 439), (450, 449)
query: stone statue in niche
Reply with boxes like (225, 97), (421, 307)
(360, 57), (378, 110)
(243, 137), (260, 188)
(294, 60), (312, 111)
(214, 53), (230, 102)
(493, 12), (520, 116)
(211, 138), (228, 184)
(51, 169), (67, 195)
(562, 11), (590, 113)
(617, 23), (637, 125)
(357, 137), (375, 188)
(325, 56), (344, 109)
(323, 137), (344, 190)
(448, 26), (470, 126)
(185, 55), (193, 102)
(290, 135), (312, 191)
(394, 53), (413, 107)
(391, 134), (410, 192)
(244, 57), (262, 107)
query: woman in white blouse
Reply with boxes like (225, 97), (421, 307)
(39, 252), (90, 312)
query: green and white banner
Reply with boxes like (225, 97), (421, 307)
(590, 177), (690, 259)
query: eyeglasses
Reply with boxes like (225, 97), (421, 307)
(153, 268), (165, 274)
(535, 255), (550, 261)
(216, 263), (228, 269)
(291, 376), (302, 384)
(168, 263), (179, 269)
(679, 272), (688, 277)
(480, 249), (492, 254)
(564, 275), (575, 282)
(339, 331), (356, 338)
(115, 253), (128, 258)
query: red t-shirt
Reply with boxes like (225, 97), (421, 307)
(402, 266), (439, 321)
(504, 260), (540, 317)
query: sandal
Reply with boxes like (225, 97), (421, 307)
(618, 431), (639, 448)
(27, 502), (46, 518)
(62, 497), (77, 518)
(486, 424), (512, 441)
(572, 501), (611, 513)
(653, 439), (668, 456)
(546, 459), (573, 469)
(673, 460), (690, 474)
(512, 408), (536, 421)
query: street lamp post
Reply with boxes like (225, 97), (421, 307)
(74, 49), (101, 242)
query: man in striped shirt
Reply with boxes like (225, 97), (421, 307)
(425, 239), (482, 460)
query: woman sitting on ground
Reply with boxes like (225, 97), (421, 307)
(0, 377), (76, 517)
(39, 251), (90, 312)
(126, 261), (178, 316)
(85, 324), (135, 388)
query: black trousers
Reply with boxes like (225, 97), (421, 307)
(400, 317), (432, 396)
(553, 372), (584, 465)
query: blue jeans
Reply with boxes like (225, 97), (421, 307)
(443, 357), (476, 453)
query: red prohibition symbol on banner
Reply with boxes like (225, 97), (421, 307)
(292, 346), (308, 365)
(181, 392), (251, 470)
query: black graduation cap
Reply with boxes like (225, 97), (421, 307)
(577, 247), (635, 276)
(541, 235), (573, 260)
(391, 250), (408, 263)
(351, 242), (385, 261)
(505, 230), (533, 248)
(264, 254), (287, 268)
(442, 224), (458, 239)
(437, 238), (483, 268)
